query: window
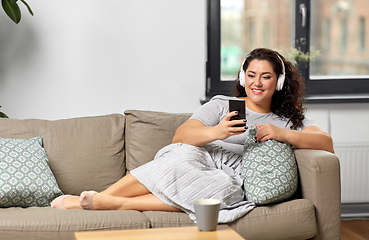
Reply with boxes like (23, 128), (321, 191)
(323, 19), (331, 51)
(340, 18), (348, 52)
(206, 0), (369, 103)
(263, 21), (270, 47)
(359, 17), (365, 52)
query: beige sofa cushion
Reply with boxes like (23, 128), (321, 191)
(124, 110), (191, 171)
(0, 114), (125, 195)
(229, 199), (317, 240)
(142, 211), (196, 228)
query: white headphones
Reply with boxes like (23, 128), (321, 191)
(239, 54), (286, 91)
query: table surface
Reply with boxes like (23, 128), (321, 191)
(74, 225), (245, 240)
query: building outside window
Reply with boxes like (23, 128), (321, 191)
(359, 17), (366, 52)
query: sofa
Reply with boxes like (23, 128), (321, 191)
(0, 110), (341, 240)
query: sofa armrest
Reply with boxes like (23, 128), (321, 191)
(294, 149), (341, 240)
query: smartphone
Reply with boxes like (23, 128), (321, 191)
(229, 99), (246, 127)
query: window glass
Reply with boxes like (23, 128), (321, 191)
(221, 0), (293, 81)
(310, 0), (369, 78)
(359, 17), (365, 52)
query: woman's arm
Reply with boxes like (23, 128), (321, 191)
(255, 124), (334, 153)
(172, 111), (247, 147)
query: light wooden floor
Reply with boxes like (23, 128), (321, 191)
(341, 219), (369, 240)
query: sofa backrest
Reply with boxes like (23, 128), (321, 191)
(124, 110), (192, 172)
(0, 114), (126, 195)
(0, 111), (192, 195)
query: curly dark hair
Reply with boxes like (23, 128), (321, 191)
(232, 48), (306, 130)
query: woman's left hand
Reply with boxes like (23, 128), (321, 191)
(255, 124), (286, 143)
(255, 124), (334, 153)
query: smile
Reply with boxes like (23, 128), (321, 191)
(252, 88), (264, 94)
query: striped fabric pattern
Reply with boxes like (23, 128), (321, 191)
(131, 143), (255, 223)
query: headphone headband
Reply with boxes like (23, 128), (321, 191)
(239, 54), (286, 91)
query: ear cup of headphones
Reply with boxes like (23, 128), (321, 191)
(276, 74), (285, 91)
(239, 58), (247, 87)
(275, 54), (286, 91)
(239, 69), (245, 87)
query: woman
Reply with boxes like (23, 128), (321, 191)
(51, 48), (334, 223)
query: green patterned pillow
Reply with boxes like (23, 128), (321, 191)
(0, 136), (63, 207)
(240, 126), (298, 205)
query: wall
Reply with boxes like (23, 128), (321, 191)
(306, 103), (369, 203)
(0, 0), (206, 120)
(306, 102), (369, 152)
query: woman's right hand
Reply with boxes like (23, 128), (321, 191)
(172, 112), (247, 146)
(213, 111), (247, 140)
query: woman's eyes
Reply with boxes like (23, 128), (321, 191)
(247, 74), (272, 80)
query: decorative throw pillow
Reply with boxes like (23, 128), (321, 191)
(240, 126), (298, 205)
(0, 136), (63, 207)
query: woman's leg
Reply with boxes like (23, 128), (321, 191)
(54, 173), (151, 209)
(100, 173), (151, 197)
(85, 192), (182, 212)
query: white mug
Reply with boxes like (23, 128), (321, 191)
(194, 199), (221, 231)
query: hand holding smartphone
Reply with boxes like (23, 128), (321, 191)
(229, 99), (246, 127)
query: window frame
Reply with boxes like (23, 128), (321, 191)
(206, 0), (369, 104)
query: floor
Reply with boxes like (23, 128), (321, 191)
(341, 219), (369, 240)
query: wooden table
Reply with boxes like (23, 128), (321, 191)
(74, 225), (245, 240)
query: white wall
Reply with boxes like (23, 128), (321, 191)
(306, 102), (369, 146)
(0, 0), (206, 120)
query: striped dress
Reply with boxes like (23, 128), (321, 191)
(131, 143), (255, 223)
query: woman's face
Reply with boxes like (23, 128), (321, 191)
(244, 59), (278, 111)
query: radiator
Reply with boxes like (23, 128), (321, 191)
(334, 143), (369, 203)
